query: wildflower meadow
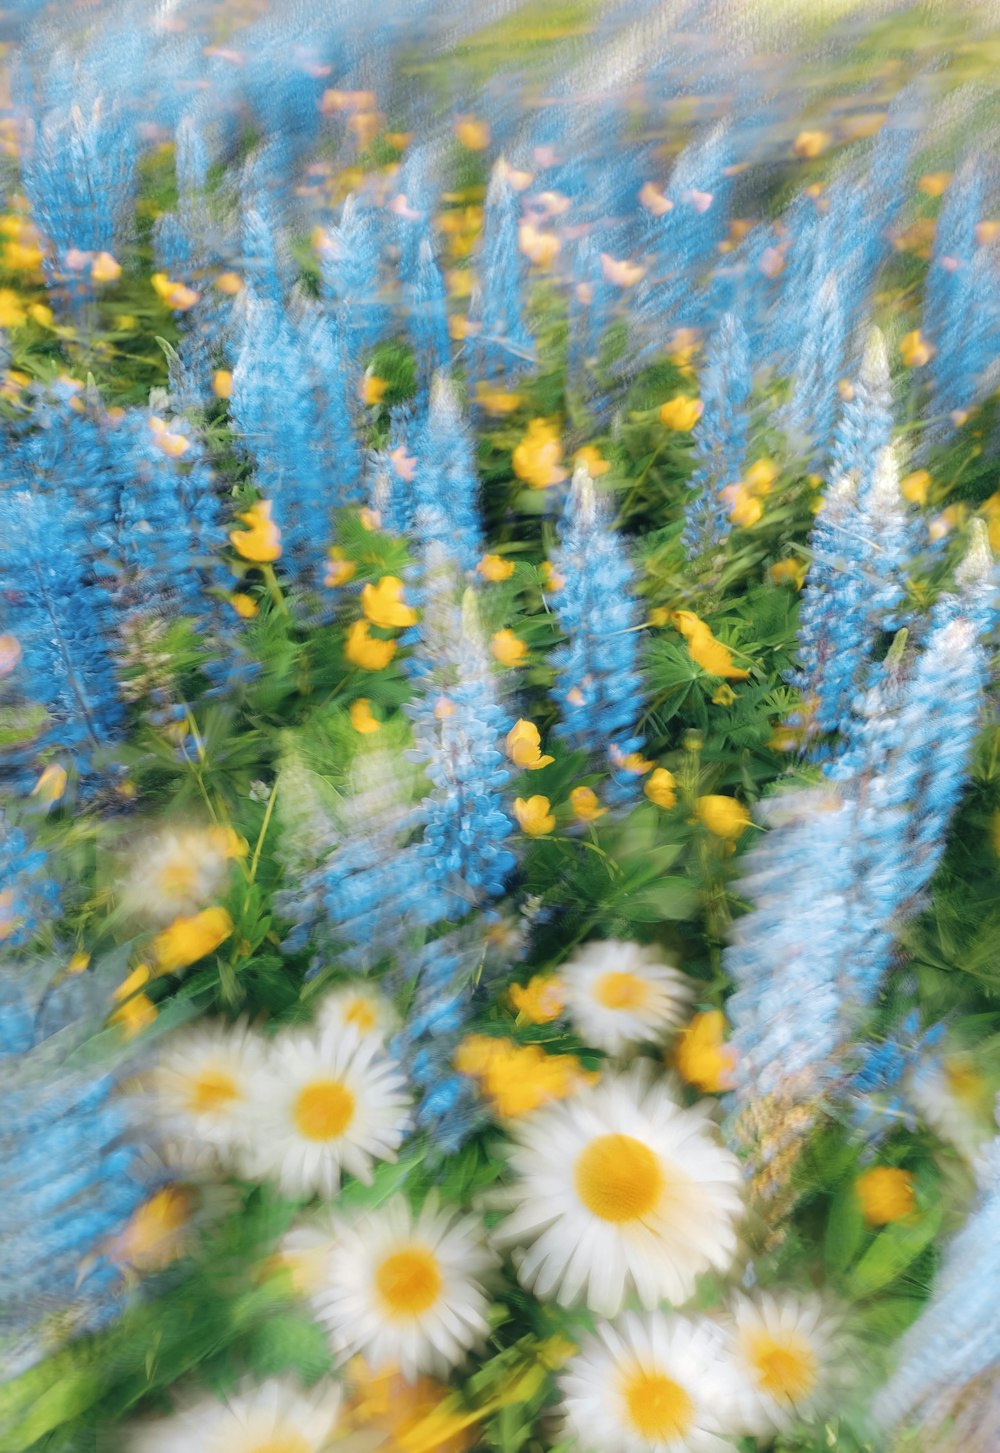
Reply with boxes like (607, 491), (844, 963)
(2, 1), (1000, 1450)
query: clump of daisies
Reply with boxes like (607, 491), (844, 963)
(136, 981), (410, 1196)
(493, 1063), (743, 1316)
(555, 1292), (844, 1453)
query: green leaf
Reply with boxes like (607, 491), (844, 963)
(618, 876), (699, 922)
(823, 1182), (866, 1275)
(244, 1313), (333, 1381)
(847, 1205), (942, 1299)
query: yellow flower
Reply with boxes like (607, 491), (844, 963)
(855, 1166), (916, 1225)
(151, 272), (200, 310)
(491, 629), (527, 667)
(105, 1185), (193, 1272)
(455, 1035), (592, 1117)
(724, 483), (763, 528)
(153, 427), (190, 458)
(90, 251), (121, 284)
(509, 974), (566, 1023)
(793, 129), (830, 159)
(474, 384), (522, 414)
(600, 253), (645, 288)
(711, 683), (736, 707)
(28, 302), (54, 327)
(768, 559), (807, 589)
(206, 826), (249, 859)
(644, 767), (677, 809)
(230, 592), (258, 619)
(900, 330), (934, 368)
(673, 610), (750, 680)
(230, 500), (282, 562)
(477, 553), (515, 582)
(569, 785), (607, 822)
(454, 116), (490, 150)
(349, 698), (381, 734)
(743, 457), (778, 495)
(518, 221), (560, 267)
(0, 288), (27, 328)
(513, 418), (566, 489)
(214, 271), (244, 294)
(696, 795), (751, 840)
(358, 507), (382, 532)
(212, 369), (233, 400)
(151, 905), (235, 974)
(31, 763), (67, 804)
(324, 548), (357, 587)
(675, 1010), (735, 1092)
(917, 171), (951, 197)
(505, 719), (553, 770)
(514, 795), (555, 837)
(976, 220), (1000, 245)
(617, 751), (654, 775)
(361, 373), (388, 406)
(539, 560), (565, 593)
(0, 633), (22, 676)
(67, 951), (91, 975)
(901, 469), (932, 505)
(109, 991), (157, 1038)
(345, 620), (396, 671)
(361, 576), (418, 629)
(4, 240), (44, 272)
(659, 395), (703, 430)
(574, 444), (610, 476)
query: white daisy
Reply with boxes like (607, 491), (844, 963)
(140, 1020), (269, 1169)
(316, 981), (399, 1045)
(559, 1311), (743, 1453)
(127, 1374), (342, 1453)
(561, 940), (694, 1057)
(723, 1292), (839, 1435)
(493, 1065), (742, 1316)
(311, 1194), (497, 1382)
(908, 1052), (994, 1160)
(276, 1212), (339, 1297)
(120, 823), (245, 927)
(241, 1025), (411, 1199)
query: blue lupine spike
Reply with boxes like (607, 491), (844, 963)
(0, 818), (61, 952)
(411, 376), (485, 574)
(929, 239), (1000, 429)
(0, 965), (161, 1381)
(297, 306), (365, 509)
(20, 84), (137, 283)
(766, 193), (824, 375)
(319, 194), (387, 362)
(405, 557), (515, 910)
(682, 311), (751, 558)
(467, 163), (534, 388)
(793, 440), (912, 738)
(174, 111), (209, 198)
(783, 270), (847, 469)
(408, 232), (451, 396)
(924, 156), (984, 362)
(828, 326), (894, 489)
(0, 488), (124, 767)
(550, 464), (645, 794)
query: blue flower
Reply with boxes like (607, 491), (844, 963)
(467, 165), (534, 387)
(550, 465), (645, 792)
(683, 312), (751, 558)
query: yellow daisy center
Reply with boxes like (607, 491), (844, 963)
(621, 1367), (694, 1440)
(293, 1078), (356, 1142)
(345, 997), (378, 1034)
(248, 1436), (311, 1453)
(747, 1330), (818, 1402)
(188, 1067), (239, 1113)
(159, 859), (199, 900)
(574, 1133), (664, 1222)
(594, 970), (651, 1011)
(375, 1244), (443, 1319)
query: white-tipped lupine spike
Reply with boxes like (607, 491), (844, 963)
(859, 324), (890, 395)
(955, 517), (994, 591)
(869, 444), (903, 516)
